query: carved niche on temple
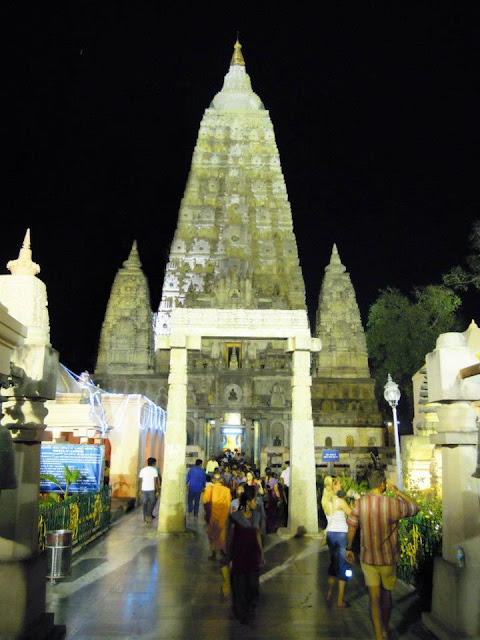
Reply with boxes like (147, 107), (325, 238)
(269, 383), (286, 407)
(223, 384), (243, 404)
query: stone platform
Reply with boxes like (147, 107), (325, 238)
(46, 507), (438, 640)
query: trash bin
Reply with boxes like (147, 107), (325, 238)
(46, 529), (72, 582)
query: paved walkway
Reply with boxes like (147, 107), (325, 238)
(46, 507), (438, 640)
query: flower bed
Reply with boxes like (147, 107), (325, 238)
(38, 486), (111, 551)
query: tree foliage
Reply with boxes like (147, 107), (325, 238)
(366, 286), (461, 426)
(443, 220), (480, 291)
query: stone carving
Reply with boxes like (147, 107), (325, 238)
(271, 422), (285, 445)
(223, 384), (243, 404)
(95, 241), (154, 376)
(311, 244), (382, 441)
(155, 45), (305, 337)
(314, 244), (370, 377)
(270, 383), (286, 407)
(165, 308), (310, 338)
(96, 43), (383, 473)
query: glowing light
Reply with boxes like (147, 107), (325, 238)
(61, 365), (166, 436)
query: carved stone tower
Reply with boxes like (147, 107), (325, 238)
(155, 40), (306, 338)
(96, 241), (154, 377)
(95, 43), (383, 466)
(311, 245), (382, 451)
(314, 244), (369, 377)
(151, 41), (308, 456)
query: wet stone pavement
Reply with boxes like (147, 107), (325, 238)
(46, 507), (438, 640)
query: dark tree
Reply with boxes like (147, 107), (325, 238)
(366, 286), (461, 429)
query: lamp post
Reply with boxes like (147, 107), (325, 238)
(384, 374), (403, 490)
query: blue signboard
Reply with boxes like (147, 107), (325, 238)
(322, 449), (340, 462)
(40, 444), (104, 493)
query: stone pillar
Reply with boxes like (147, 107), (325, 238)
(281, 337), (320, 536)
(0, 317), (62, 639)
(204, 420), (210, 459)
(421, 332), (480, 639)
(423, 404), (480, 639)
(253, 420), (260, 469)
(158, 341), (188, 533)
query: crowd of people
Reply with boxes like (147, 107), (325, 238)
(185, 450), (290, 624)
(142, 451), (421, 637)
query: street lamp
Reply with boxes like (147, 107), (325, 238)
(384, 374), (403, 490)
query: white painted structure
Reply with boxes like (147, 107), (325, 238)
(422, 332), (480, 640)
(0, 232), (62, 639)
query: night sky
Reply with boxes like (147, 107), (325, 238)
(4, 4), (480, 372)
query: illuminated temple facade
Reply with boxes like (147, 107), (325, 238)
(95, 42), (383, 467)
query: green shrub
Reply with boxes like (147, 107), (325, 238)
(396, 488), (442, 609)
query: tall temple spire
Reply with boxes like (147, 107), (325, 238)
(156, 41), (306, 337)
(7, 229), (40, 276)
(95, 241), (154, 376)
(314, 244), (370, 377)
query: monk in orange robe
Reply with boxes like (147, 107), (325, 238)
(203, 473), (232, 560)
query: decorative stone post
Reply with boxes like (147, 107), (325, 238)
(0, 232), (63, 639)
(281, 336), (321, 536)
(422, 333), (480, 640)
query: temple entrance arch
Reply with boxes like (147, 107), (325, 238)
(157, 308), (321, 536)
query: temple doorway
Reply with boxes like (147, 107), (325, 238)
(221, 427), (243, 452)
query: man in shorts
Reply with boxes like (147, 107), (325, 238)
(346, 469), (419, 640)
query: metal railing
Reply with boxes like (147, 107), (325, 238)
(38, 487), (111, 551)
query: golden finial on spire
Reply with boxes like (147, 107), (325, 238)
(231, 37), (245, 67)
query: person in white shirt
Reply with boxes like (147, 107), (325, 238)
(280, 460), (290, 498)
(139, 457), (160, 523)
(206, 457), (218, 475)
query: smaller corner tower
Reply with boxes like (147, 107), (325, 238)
(314, 244), (369, 377)
(95, 241), (154, 379)
(311, 244), (382, 452)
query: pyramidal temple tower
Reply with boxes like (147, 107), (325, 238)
(155, 40), (306, 338)
(96, 241), (154, 378)
(314, 244), (369, 377)
(95, 42), (383, 479)
(311, 245), (382, 453)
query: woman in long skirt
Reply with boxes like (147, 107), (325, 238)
(226, 485), (265, 624)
